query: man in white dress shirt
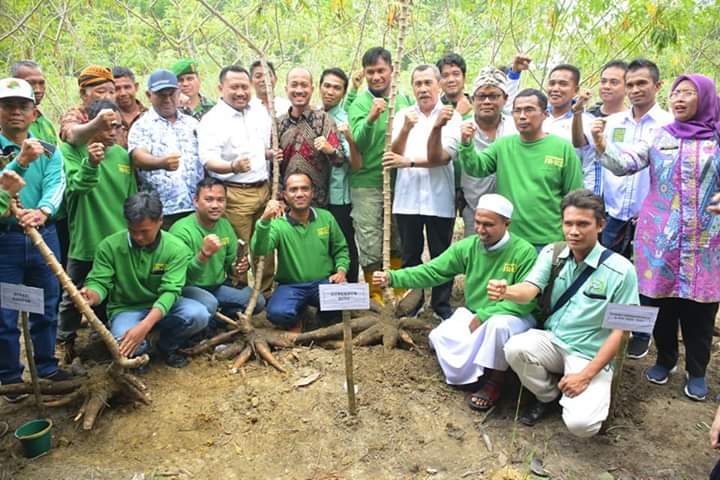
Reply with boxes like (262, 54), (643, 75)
(196, 65), (277, 294)
(382, 64), (461, 320)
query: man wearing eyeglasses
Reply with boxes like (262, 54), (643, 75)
(56, 99), (138, 363)
(0, 78), (72, 399)
(458, 88), (583, 250)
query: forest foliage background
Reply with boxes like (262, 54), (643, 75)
(0, 0), (719, 122)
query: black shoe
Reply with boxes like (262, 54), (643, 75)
(162, 351), (189, 369)
(520, 397), (558, 426)
(627, 335), (651, 359)
(42, 368), (75, 382)
(1, 379), (28, 403)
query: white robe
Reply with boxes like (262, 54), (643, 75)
(429, 307), (535, 385)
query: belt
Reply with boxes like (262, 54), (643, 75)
(0, 221), (55, 234)
(225, 180), (268, 189)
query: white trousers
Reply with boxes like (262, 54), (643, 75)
(504, 329), (613, 438)
(428, 307), (535, 386)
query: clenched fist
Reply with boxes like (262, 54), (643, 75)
(434, 105), (455, 129)
(17, 139), (44, 167)
(368, 98), (387, 123)
(201, 234), (223, 257)
(461, 121), (477, 145)
(487, 279), (508, 301)
(87, 142), (106, 166)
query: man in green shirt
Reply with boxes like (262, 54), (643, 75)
(459, 89), (583, 248)
(490, 190), (639, 437)
(347, 47), (413, 305)
(10, 61), (57, 144)
(81, 191), (210, 369)
(374, 194), (537, 410)
(170, 178), (264, 329)
(252, 172), (349, 332)
(56, 100), (137, 361)
(170, 59), (215, 121)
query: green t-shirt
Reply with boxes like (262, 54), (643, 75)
(170, 214), (238, 289)
(28, 113), (58, 145)
(61, 143), (137, 261)
(348, 90), (414, 188)
(390, 234), (538, 321)
(84, 230), (192, 318)
(458, 133), (583, 246)
(524, 242), (640, 360)
(251, 208), (350, 284)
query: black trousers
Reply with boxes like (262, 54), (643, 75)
(57, 259), (108, 343)
(327, 203), (359, 283)
(643, 295), (718, 378)
(395, 214), (454, 316)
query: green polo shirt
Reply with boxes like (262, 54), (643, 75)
(28, 112), (58, 144)
(524, 242), (639, 360)
(169, 214), (238, 289)
(251, 208), (349, 284)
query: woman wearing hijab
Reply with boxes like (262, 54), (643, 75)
(592, 74), (720, 401)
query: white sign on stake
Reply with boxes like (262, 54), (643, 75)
(0, 283), (45, 315)
(602, 303), (659, 334)
(319, 283), (370, 311)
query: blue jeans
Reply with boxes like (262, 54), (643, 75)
(266, 279), (340, 329)
(0, 225), (61, 383)
(110, 297), (210, 356)
(182, 284), (265, 329)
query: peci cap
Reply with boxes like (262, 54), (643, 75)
(147, 69), (178, 93)
(476, 193), (513, 219)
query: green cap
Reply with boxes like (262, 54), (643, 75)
(170, 58), (198, 77)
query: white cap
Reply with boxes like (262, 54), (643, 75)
(476, 193), (513, 219)
(0, 78), (35, 103)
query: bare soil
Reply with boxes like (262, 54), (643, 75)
(1, 307), (718, 480)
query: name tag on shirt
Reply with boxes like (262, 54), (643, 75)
(544, 155), (564, 168)
(151, 263), (167, 274)
(611, 127), (626, 143)
(602, 303), (659, 334)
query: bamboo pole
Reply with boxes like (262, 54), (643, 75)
(380, 0), (410, 306)
(9, 203), (148, 369)
(19, 311), (46, 416)
(196, 0), (280, 320)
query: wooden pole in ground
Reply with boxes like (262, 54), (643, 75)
(601, 330), (630, 433)
(19, 311), (46, 417)
(342, 310), (357, 415)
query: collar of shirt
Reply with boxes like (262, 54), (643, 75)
(558, 241), (605, 269)
(618, 103), (670, 126)
(484, 231), (511, 252)
(327, 103), (347, 123)
(413, 99), (445, 118)
(146, 106), (192, 126)
(285, 207), (317, 226)
(547, 107), (574, 121)
(216, 97), (253, 118)
(287, 106), (316, 124)
(127, 230), (162, 251)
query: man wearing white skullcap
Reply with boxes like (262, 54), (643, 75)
(373, 193), (537, 411)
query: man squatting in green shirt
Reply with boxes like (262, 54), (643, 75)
(374, 194), (538, 412)
(170, 177), (265, 330)
(81, 191), (211, 369)
(57, 100), (137, 361)
(490, 190), (639, 437)
(252, 172), (350, 333)
(458, 88), (583, 249)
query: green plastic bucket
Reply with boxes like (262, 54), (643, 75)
(14, 418), (53, 458)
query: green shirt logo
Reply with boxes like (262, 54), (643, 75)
(612, 127), (626, 143)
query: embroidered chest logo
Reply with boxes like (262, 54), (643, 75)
(151, 263), (167, 274)
(612, 127), (626, 143)
(544, 155), (564, 168)
(585, 278), (607, 296)
(118, 164), (131, 174)
(503, 263), (518, 273)
(316, 226), (330, 237)
(221, 236), (230, 246)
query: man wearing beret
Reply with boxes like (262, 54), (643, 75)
(60, 65), (118, 146)
(170, 59), (215, 121)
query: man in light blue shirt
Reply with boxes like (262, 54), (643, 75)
(488, 189), (639, 437)
(128, 69), (204, 229)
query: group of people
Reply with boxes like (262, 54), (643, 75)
(1, 47), (719, 441)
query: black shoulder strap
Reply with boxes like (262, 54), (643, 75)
(549, 248), (614, 316)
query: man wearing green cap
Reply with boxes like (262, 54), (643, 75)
(170, 59), (215, 121)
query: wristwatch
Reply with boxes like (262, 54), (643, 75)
(39, 206), (52, 218)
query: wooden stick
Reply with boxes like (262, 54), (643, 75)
(19, 311), (46, 416)
(8, 203), (148, 370)
(342, 310), (357, 415)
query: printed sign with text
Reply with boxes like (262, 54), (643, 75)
(0, 283), (45, 315)
(602, 303), (659, 334)
(319, 283), (370, 311)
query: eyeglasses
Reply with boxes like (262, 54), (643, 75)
(668, 89), (697, 101)
(475, 93), (503, 101)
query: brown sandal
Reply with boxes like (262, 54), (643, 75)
(465, 380), (501, 412)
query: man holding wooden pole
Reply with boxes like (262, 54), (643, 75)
(0, 78), (71, 401)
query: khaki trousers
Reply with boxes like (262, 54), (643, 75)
(225, 183), (274, 295)
(504, 329), (613, 438)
